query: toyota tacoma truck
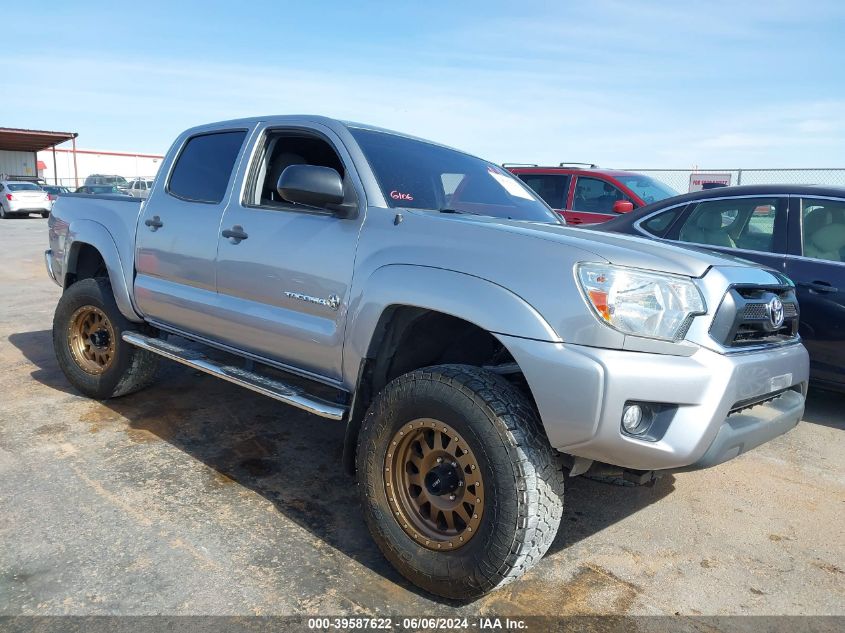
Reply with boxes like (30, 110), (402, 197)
(45, 116), (809, 599)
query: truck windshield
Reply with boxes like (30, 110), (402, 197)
(615, 174), (678, 204)
(350, 128), (560, 223)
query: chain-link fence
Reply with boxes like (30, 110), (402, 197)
(625, 168), (845, 193)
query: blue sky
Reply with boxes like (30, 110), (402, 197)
(3, 1), (844, 167)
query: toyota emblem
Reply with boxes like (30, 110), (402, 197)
(767, 296), (785, 329)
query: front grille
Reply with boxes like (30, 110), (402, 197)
(710, 285), (800, 348)
(742, 302), (798, 320)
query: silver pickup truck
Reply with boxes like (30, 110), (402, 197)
(46, 116), (809, 599)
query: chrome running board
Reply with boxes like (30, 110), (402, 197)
(122, 332), (347, 421)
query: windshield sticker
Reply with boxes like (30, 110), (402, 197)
(487, 167), (534, 200)
(390, 190), (414, 202)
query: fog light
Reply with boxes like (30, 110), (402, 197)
(622, 404), (646, 435)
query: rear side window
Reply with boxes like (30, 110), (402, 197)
(168, 130), (246, 203)
(517, 174), (570, 209)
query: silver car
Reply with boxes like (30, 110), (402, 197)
(126, 178), (155, 199)
(0, 180), (51, 218)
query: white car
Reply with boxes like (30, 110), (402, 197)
(126, 178), (155, 199)
(0, 180), (51, 218)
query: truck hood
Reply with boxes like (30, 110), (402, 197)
(428, 214), (760, 278)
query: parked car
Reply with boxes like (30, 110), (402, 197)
(84, 174), (129, 189)
(46, 116), (808, 599)
(0, 180), (51, 218)
(42, 185), (71, 203)
(75, 185), (132, 196)
(598, 184), (845, 392)
(126, 178), (155, 199)
(506, 163), (679, 225)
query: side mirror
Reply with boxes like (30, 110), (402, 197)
(277, 165), (344, 209)
(613, 200), (635, 213)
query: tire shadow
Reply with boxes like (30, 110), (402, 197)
(800, 385), (845, 430)
(10, 328), (685, 604)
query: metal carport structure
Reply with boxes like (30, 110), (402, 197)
(0, 127), (78, 185)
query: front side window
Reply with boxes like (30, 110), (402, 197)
(350, 128), (559, 223)
(802, 198), (845, 262)
(614, 174), (678, 205)
(168, 130), (246, 203)
(516, 174), (570, 209)
(244, 131), (348, 209)
(571, 177), (631, 214)
(676, 197), (782, 252)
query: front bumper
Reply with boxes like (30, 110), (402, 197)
(499, 335), (809, 471)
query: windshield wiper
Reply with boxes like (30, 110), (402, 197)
(437, 207), (482, 216)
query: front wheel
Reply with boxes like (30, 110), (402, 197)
(53, 277), (159, 399)
(357, 364), (564, 599)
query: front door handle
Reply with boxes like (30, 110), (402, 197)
(222, 225), (248, 244)
(797, 280), (839, 294)
(144, 215), (163, 231)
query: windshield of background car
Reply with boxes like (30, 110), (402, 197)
(350, 128), (560, 223)
(7, 183), (41, 191)
(615, 175), (678, 204)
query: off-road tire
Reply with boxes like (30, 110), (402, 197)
(356, 364), (564, 599)
(53, 277), (159, 399)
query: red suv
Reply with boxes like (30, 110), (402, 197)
(506, 163), (679, 225)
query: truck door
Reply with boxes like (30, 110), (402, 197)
(134, 127), (251, 337)
(212, 124), (365, 381)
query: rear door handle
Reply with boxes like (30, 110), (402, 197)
(144, 215), (163, 230)
(222, 225), (248, 244)
(797, 280), (839, 293)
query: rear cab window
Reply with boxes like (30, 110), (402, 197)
(168, 130), (247, 203)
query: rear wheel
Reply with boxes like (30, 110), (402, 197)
(53, 277), (159, 399)
(357, 364), (564, 599)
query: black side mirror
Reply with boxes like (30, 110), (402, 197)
(277, 165), (345, 210)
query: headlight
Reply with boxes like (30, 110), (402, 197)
(576, 263), (706, 341)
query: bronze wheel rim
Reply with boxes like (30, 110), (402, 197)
(385, 418), (484, 551)
(67, 305), (116, 375)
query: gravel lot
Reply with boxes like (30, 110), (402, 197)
(0, 218), (843, 616)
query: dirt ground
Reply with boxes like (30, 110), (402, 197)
(1, 218), (842, 616)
